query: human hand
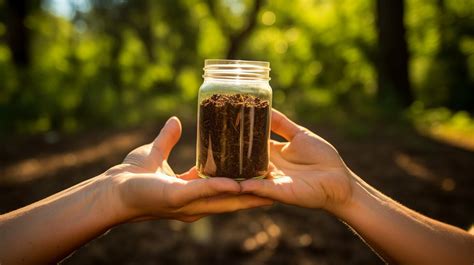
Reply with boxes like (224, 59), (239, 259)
(240, 110), (353, 212)
(106, 117), (273, 223)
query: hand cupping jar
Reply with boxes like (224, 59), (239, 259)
(196, 59), (272, 181)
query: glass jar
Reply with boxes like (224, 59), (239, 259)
(196, 59), (272, 181)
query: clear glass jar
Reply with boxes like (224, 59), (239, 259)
(196, 59), (272, 180)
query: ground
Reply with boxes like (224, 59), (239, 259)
(1, 120), (473, 265)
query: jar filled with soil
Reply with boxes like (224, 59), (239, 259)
(197, 59), (272, 180)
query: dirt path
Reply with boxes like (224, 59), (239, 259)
(1, 121), (473, 265)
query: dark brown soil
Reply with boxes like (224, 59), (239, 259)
(1, 120), (473, 265)
(198, 94), (270, 180)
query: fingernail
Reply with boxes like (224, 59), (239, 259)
(165, 117), (175, 125)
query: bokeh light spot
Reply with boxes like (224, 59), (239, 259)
(441, 178), (456, 191)
(298, 234), (312, 247)
(262, 11), (276, 26)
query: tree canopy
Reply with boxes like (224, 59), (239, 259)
(0, 0), (473, 135)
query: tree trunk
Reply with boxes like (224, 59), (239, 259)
(376, 0), (413, 107)
(5, 0), (30, 67)
(437, 0), (474, 111)
(226, 0), (263, 59)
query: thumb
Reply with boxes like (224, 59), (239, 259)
(271, 109), (302, 141)
(151, 116), (182, 160)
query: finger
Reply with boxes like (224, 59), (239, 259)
(158, 160), (176, 176)
(152, 116), (182, 160)
(240, 177), (293, 204)
(122, 143), (153, 170)
(271, 109), (302, 141)
(266, 162), (286, 179)
(175, 178), (241, 205)
(177, 215), (206, 223)
(269, 140), (285, 156)
(122, 117), (182, 171)
(177, 167), (199, 181)
(270, 139), (285, 147)
(183, 194), (274, 215)
(269, 140), (295, 169)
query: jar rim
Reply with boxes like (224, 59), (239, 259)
(203, 59), (271, 81)
(205, 59), (270, 68)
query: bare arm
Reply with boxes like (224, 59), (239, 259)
(0, 175), (123, 264)
(0, 117), (272, 264)
(241, 109), (474, 264)
(332, 172), (474, 264)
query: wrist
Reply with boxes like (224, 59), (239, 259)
(97, 168), (135, 225)
(325, 170), (367, 220)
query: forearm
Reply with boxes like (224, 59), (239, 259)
(332, 173), (474, 265)
(0, 175), (126, 264)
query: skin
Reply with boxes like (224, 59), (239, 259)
(0, 117), (273, 264)
(1, 111), (473, 264)
(241, 109), (474, 265)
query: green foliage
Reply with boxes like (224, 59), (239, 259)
(408, 101), (474, 150)
(409, 101), (474, 132)
(407, 0), (474, 109)
(0, 0), (473, 136)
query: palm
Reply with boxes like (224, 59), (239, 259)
(241, 110), (352, 210)
(110, 117), (273, 223)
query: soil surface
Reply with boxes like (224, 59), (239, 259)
(1, 120), (473, 265)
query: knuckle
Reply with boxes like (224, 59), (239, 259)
(123, 153), (144, 167)
(105, 164), (131, 176)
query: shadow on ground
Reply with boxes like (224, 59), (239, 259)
(1, 119), (473, 265)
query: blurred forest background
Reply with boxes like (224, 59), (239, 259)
(1, 0), (473, 140)
(1, 0), (474, 264)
